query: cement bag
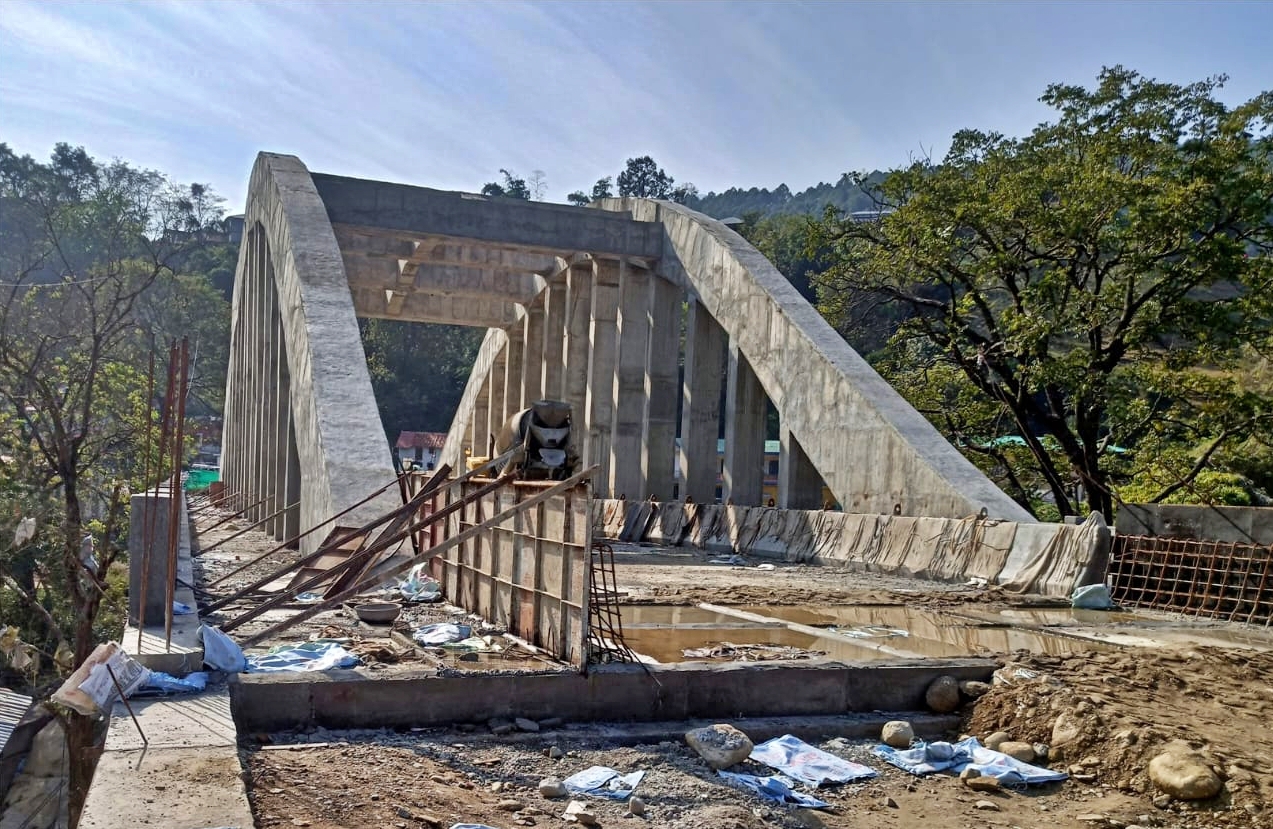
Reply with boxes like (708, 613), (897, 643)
(1071, 583), (1113, 610)
(52, 642), (150, 716)
(200, 624), (247, 672)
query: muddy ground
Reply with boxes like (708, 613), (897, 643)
(245, 639), (1272, 829)
(192, 518), (1272, 829)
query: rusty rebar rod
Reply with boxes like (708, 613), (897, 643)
(165, 338), (190, 650)
(196, 500), (301, 555)
(138, 346), (176, 650)
(204, 475), (409, 587)
(135, 345), (157, 654)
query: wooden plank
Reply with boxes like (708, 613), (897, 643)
(238, 467), (598, 649)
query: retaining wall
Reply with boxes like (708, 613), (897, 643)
(594, 499), (1109, 598)
(230, 658), (996, 732)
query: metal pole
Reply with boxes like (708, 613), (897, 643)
(205, 475), (409, 587)
(136, 344), (156, 654)
(196, 500), (301, 555)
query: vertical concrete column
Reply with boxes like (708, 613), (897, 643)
(260, 258), (280, 534)
(472, 369), (492, 459)
(272, 304), (292, 540)
(220, 238), (241, 500)
(282, 408), (302, 542)
(503, 324), (525, 424)
(521, 297), (546, 408)
(643, 275), (681, 500)
(252, 234), (272, 523)
(723, 340), (766, 505)
(679, 298), (726, 503)
(541, 276), (568, 400)
(562, 261), (593, 425)
(585, 259), (620, 493)
(779, 424), (824, 509)
(610, 262), (651, 499)
(486, 346), (507, 447)
(245, 230), (264, 515)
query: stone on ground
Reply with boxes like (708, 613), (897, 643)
(998, 740), (1037, 762)
(628, 796), (646, 815)
(974, 799), (1001, 811)
(685, 723), (754, 770)
(960, 766), (1001, 792)
(515, 717), (540, 732)
(881, 720), (914, 748)
(984, 730), (1010, 750)
(925, 675), (961, 713)
(563, 799), (598, 825)
(1148, 749), (1223, 800)
(960, 680), (992, 698)
(538, 778), (567, 798)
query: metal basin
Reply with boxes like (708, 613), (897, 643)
(355, 601), (401, 624)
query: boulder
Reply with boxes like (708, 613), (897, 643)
(984, 731), (1010, 750)
(960, 766), (1001, 792)
(563, 799), (598, 825)
(538, 778), (567, 798)
(881, 721), (914, 749)
(1148, 750), (1223, 800)
(998, 741), (1037, 763)
(925, 675), (961, 713)
(960, 680), (992, 698)
(685, 723), (753, 770)
(1050, 711), (1085, 757)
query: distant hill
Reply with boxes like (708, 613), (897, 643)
(685, 170), (890, 219)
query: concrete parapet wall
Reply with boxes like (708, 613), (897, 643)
(230, 658), (995, 732)
(1115, 503), (1273, 545)
(594, 499), (1109, 598)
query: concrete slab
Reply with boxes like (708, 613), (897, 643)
(105, 687), (237, 752)
(78, 745), (253, 829)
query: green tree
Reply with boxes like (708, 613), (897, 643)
(481, 168), (531, 200)
(813, 67), (1273, 519)
(359, 319), (483, 442)
(617, 156), (674, 198)
(0, 142), (221, 818)
(567, 176), (615, 206)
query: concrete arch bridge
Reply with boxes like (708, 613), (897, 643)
(219, 153), (1035, 554)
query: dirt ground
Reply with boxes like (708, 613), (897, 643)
(193, 519), (1273, 829)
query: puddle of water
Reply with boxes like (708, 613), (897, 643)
(618, 603), (1103, 663)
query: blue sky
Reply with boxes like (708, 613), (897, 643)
(2, 1), (1270, 212)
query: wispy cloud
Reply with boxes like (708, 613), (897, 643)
(2, 0), (1270, 209)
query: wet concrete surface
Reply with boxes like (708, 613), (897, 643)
(618, 600), (1273, 664)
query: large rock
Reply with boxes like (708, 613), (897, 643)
(881, 721), (914, 748)
(1050, 711), (1085, 758)
(984, 731), (1010, 750)
(925, 675), (961, 713)
(1148, 750), (1223, 800)
(998, 741), (1037, 763)
(685, 724), (753, 770)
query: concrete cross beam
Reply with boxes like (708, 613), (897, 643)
(349, 287), (523, 327)
(313, 174), (664, 260)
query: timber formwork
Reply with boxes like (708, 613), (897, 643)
(1108, 534), (1273, 626)
(436, 478), (592, 667)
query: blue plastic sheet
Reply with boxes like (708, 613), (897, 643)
(717, 771), (828, 808)
(750, 734), (878, 787)
(872, 737), (1068, 785)
(246, 641), (359, 673)
(562, 766), (644, 800)
(142, 671), (208, 694)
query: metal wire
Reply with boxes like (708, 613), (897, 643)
(586, 541), (643, 665)
(1108, 534), (1273, 626)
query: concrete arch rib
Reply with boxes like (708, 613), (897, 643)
(601, 198), (1035, 522)
(223, 153), (397, 551)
